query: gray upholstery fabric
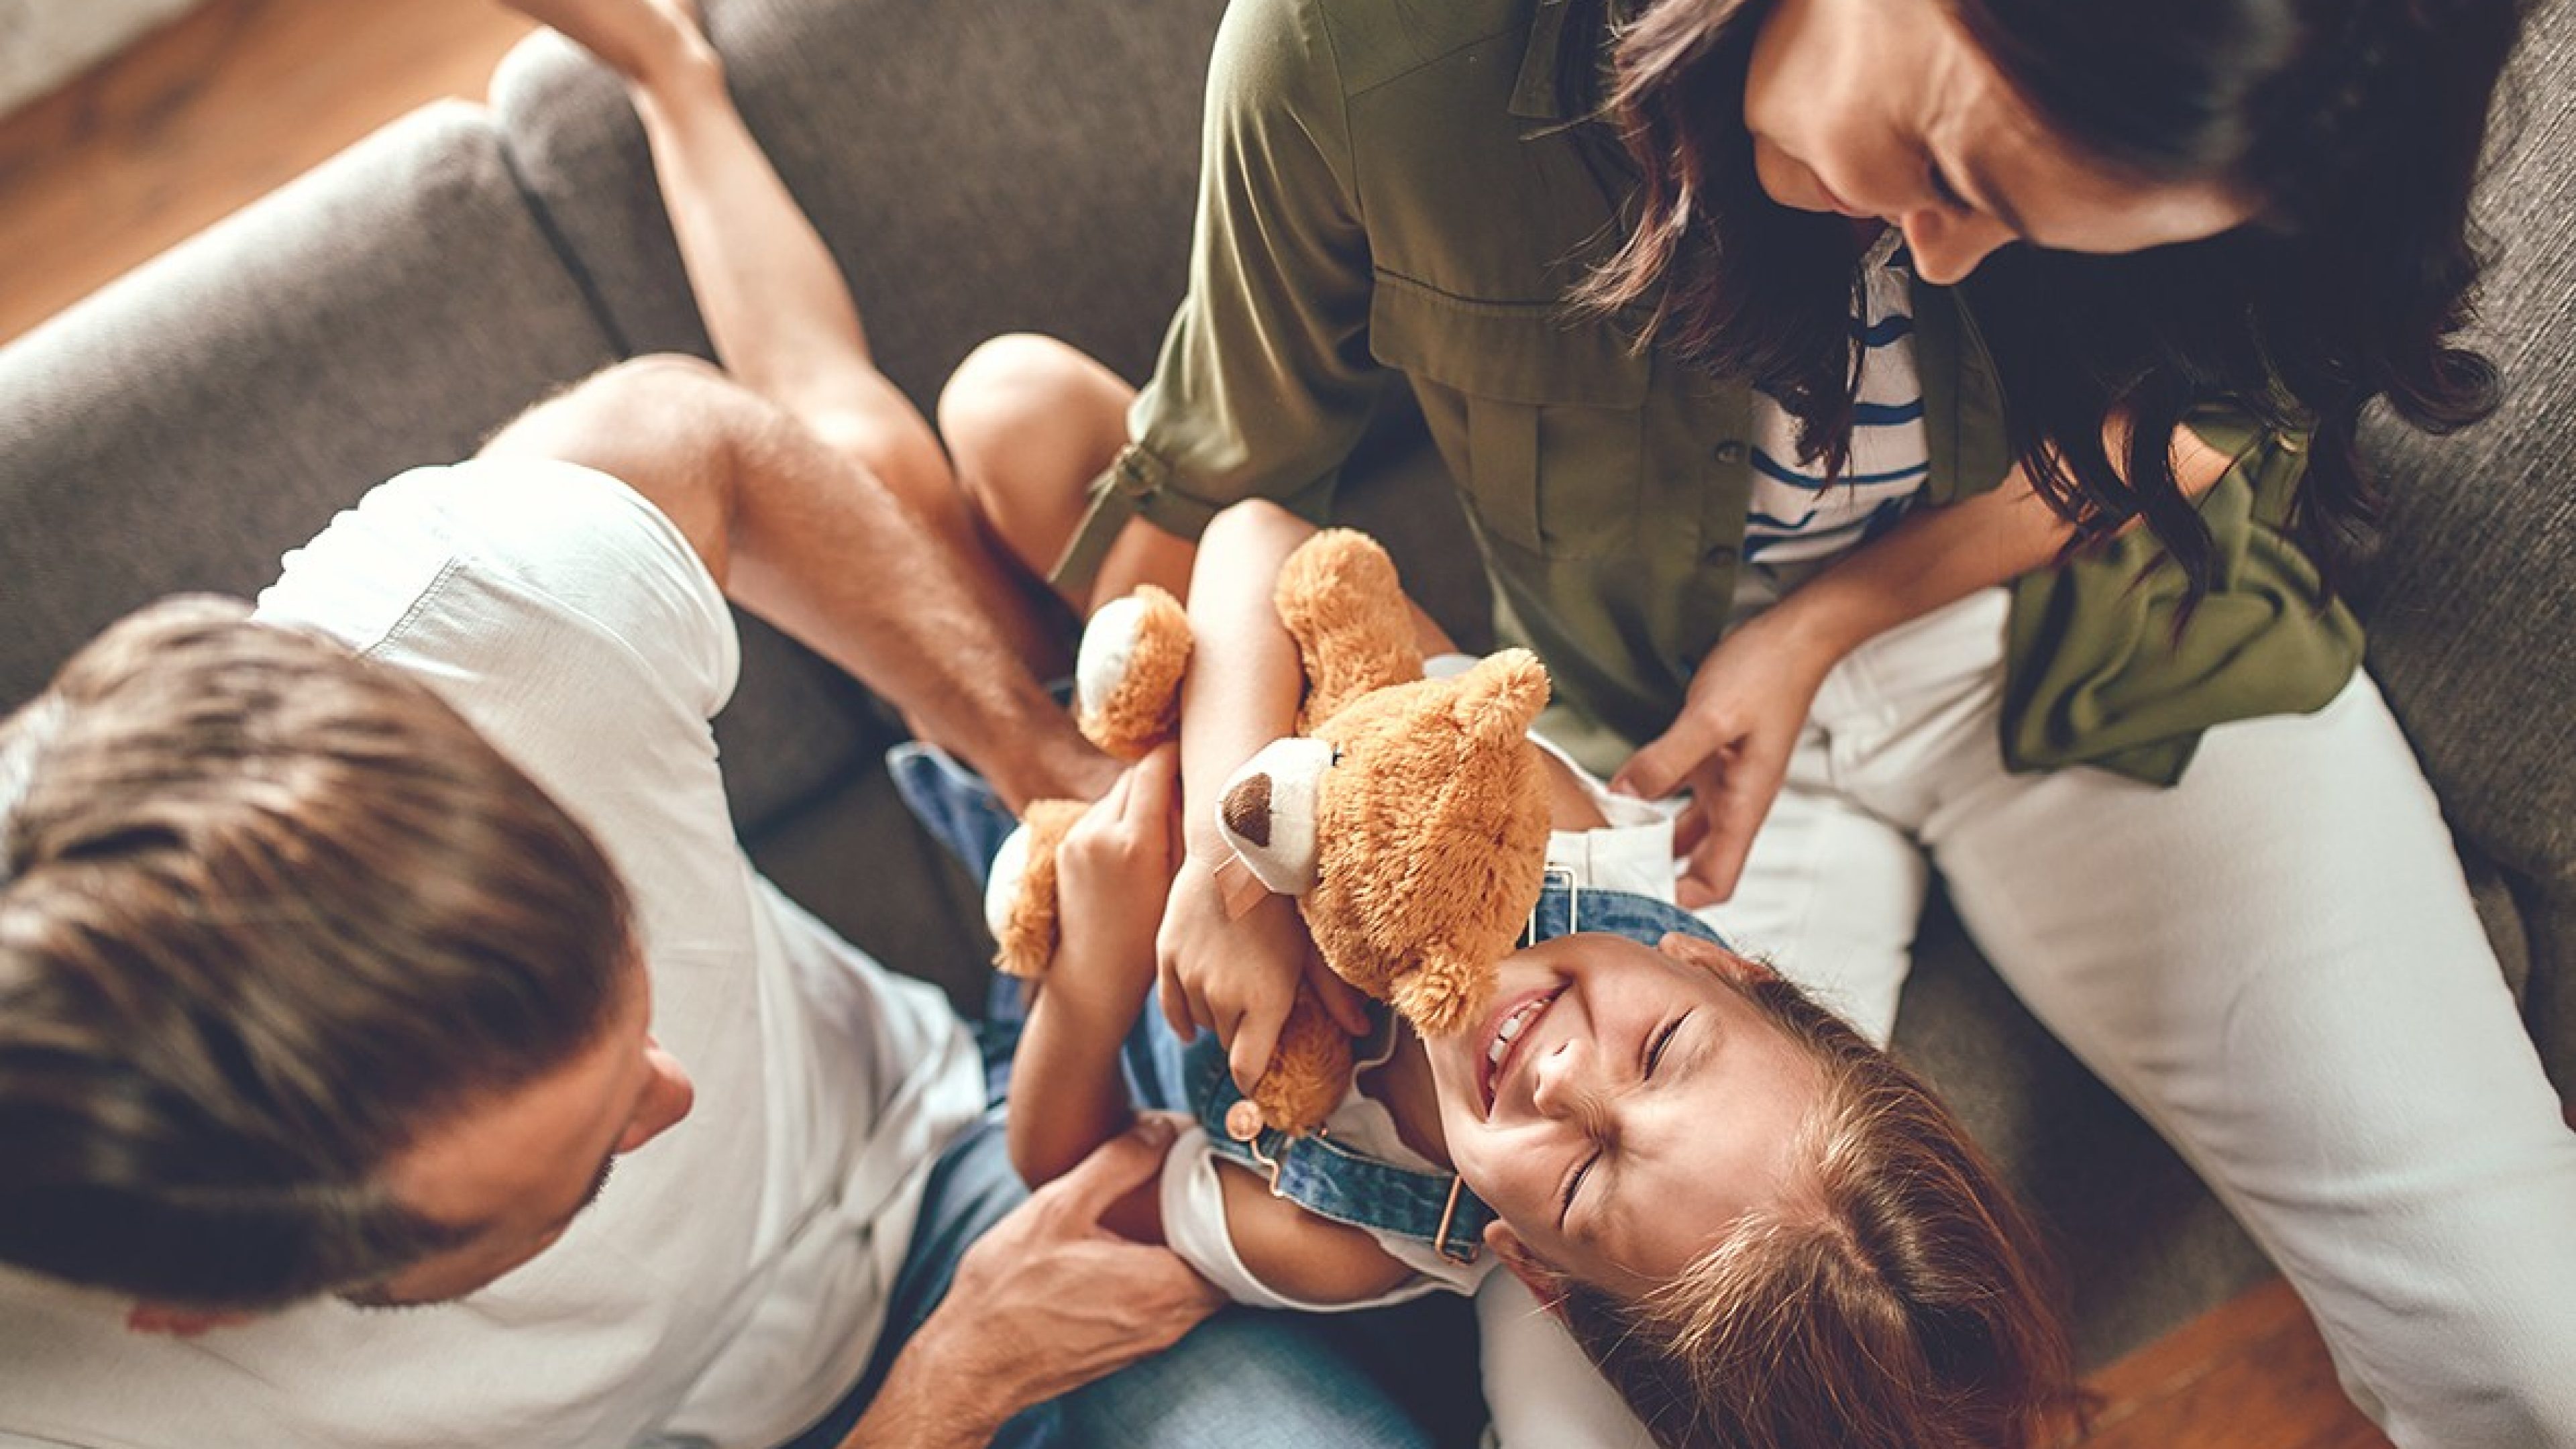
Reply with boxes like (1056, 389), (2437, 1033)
(0, 102), (619, 712)
(2335, 0), (2576, 1093)
(490, 0), (1220, 389)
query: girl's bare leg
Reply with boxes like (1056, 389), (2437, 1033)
(500, 0), (1071, 679)
(936, 334), (1196, 620)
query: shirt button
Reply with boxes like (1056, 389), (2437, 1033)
(1711, 440), (1747, 464)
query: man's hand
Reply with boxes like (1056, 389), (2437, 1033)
(1155, 858), (1368, 1094)
(1611, 609), (1839, 908)
(847, 1119), (1223, 1449)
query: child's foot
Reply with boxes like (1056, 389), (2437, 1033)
(501, 0), (715, 91)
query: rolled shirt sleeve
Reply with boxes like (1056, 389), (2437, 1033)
(1052, 0), (1395, 596)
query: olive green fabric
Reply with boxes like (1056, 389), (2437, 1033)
(2004, 418), (2365, 784)
(1059, 0), (2360, 784)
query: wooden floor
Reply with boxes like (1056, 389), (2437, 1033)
(0, 3), (2396, 1446)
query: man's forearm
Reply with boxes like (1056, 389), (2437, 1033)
(837, 1330), (1013, 1449)
(719, 425), (1110, 812)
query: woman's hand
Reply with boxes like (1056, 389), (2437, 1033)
(1611, 609), (1840, 908)
(1052, 746), (1184, 1021)
(1155, 853), (1370, 1095)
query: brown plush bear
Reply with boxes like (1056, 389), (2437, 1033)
(985, 530), (1554, 1134)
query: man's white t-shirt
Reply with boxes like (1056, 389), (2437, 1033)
(0, 459), (985, 1448)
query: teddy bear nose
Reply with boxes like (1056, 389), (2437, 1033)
(1222, 773), (1275, 847)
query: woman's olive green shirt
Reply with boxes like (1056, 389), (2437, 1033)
(1058, 0), (2361, 785)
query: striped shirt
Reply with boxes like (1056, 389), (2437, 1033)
(1741, 231), (1929, 565)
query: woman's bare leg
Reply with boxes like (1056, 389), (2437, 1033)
(500, 0), (1069, 678)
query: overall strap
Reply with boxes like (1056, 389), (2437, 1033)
(1186, 1035), (1493, 1265)
(1525, 871), (1733, 949)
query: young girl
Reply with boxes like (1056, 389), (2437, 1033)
(1002, 500), (2078, 1449)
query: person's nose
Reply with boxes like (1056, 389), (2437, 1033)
(619, 1036), (696, 1153)
(1529, 1038), (1597, 1123)
(1900, 206), (2013, 285)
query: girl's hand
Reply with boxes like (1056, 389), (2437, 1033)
(1611, 610), (1839, 908)
(1053, 745), (1185, 1018)
(1155, 851), (1370, 1095)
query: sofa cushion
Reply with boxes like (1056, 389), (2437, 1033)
(2336, 0), (2575, 1090)
(0, 101), (619, 712)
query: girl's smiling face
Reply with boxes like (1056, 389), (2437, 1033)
(1421, 932), (1822, 1293)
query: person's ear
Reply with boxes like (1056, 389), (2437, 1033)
(1657, 931), (1774, 983)
(126, 1303), (257, 1338)
(1485, 1221), (1570, 1322)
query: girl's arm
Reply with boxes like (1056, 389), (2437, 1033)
(1004, 731), (1413, 1304)
(1616, 425), (2240, 906)
(1156, 503), (1374, 1097)
(1007, 749), (1183, 1242)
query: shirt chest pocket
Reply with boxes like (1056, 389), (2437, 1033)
(1368, 277), (1652, 559)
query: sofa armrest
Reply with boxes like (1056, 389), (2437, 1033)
(0, 100), (619, 712)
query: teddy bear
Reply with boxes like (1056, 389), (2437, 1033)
(984, 529), (1555, 1135)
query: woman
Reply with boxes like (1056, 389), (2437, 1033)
(931, 0), (2574, 1442)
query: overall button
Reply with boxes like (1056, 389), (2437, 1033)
(1711, 440), (1748, 464)
(1702, 541), (1737, 565)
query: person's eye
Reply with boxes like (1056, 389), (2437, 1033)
(1644, 1016), (1683, 1079)
(1927, 158), (1970, 211)
(1558, 1150), (1601, 1230)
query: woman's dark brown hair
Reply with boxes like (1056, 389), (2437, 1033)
(0, 598), (633, 1308)
(1553, 965), (2080, 1449)
(1577, 0), (2530, 597)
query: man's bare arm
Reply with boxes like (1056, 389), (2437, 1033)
(482, 356), (1114, 809)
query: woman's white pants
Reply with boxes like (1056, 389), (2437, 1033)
(1703, 586), (2576, 1448)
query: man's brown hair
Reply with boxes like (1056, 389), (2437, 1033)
(1552, 965), (2081, 1448)
(0, 598), (633, 1308)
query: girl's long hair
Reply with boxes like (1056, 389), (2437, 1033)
(1574, 0), (2530, 595)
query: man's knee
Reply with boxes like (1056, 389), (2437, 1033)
(482, 354), (753, 572)
(572, 352), (734, 412)
(492, 354), (739, 453)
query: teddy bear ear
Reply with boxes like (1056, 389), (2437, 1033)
(1451, 649), (1551, 747)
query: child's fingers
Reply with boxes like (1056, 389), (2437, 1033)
(1302, 952), (1372, 1036)
(1226, 1008), (1285, 1098)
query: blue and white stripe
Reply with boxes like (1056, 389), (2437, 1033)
(1739, 231), (1929, 565)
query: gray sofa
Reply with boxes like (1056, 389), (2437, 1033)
(2, 0), (2569, 1387)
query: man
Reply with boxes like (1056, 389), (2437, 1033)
(0, 1), (1437, 1444)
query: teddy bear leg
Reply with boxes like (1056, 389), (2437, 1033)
(983, 797), (1091, 978)
(1075, 584), (1193, 760)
